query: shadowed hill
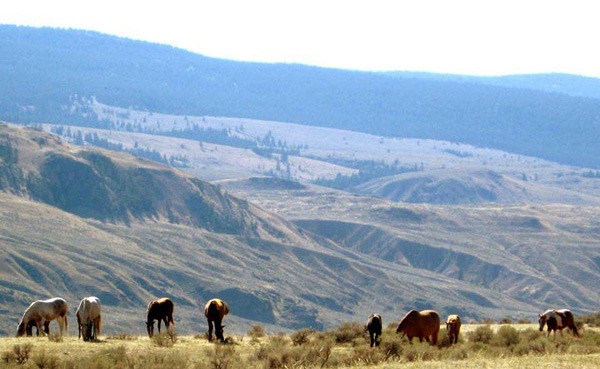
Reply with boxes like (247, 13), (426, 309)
(0, 125), (545, 335)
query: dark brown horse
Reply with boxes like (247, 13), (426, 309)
(204, 298), (229, 342)
(539, 309), (579, 337)
(367, 314), (382, 348)
(396, 310), (440, 345)
(145, 297), (175, 338)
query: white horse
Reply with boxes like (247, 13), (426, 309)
(16, 298), (68, 337)
(76, 296), (102, 341)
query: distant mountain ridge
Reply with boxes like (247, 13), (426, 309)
(1, 25), (600, 168)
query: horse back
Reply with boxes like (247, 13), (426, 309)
(367, 314), (382, 334)
(205, 299), (228, 320)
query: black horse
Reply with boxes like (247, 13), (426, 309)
(367, 314), (382, 347)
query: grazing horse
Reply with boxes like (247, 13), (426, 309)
(396, 310), (440, 345)
(366, 314), (382, 348)
(204, 298), (229, 342)
(539, 309), (579, 337)
(145, 297), (175, 338)
(16, 298), (68, 337)
(445, 314), (461, 344)
(76, 297), (102, 341)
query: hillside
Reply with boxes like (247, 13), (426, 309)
(2, 25), (600, 167)
(220, 177), (600, 316)
(0, 125), (547, 335)
(35, 102), (600, 205)
(352, 169), (600, 205)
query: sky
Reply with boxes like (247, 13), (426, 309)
(1, 0), (599, 77)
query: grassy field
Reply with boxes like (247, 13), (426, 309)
(1, 324), (599, 368)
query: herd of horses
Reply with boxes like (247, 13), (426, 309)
(15, 297), (580, 347)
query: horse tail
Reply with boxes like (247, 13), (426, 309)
(64, 314), (68, 334)
(97, 315), (102, 337)
(571, 320), (579, 337)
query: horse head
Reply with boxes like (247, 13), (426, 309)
(145, 320), (154, 338)
(16, 321), (26, 337)
(538, 313), (546, 331)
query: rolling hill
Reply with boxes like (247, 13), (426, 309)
(2, 25), (600, 168)
(221, 177), (600, 316)
(0, 124), (548, 335)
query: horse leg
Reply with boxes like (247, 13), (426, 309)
(375, 333), (380, 347)
(157, 319), (162, 334)
(369, 332), (374, 348)
(419, 336), (424, 343)
(207, 320), (214, 342)
(215, 320), (224, 342)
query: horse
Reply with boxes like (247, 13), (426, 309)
(16, 298), (68, 337)
(445, 314), (461, 344)
(76, 296), (102, 341)
(145, 297), (175, 338)
(366, 314), (382, 348)
(396, 309), (440, 345)
(539, 309), (579, 337)
(204, 298), (229, 342)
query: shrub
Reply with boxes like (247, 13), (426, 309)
(204, 345), (240, 369)
(468, 325), (494, 344)
(579, 312), (600, 327)
(380, 339), (403, 361)
(106, 333), (137, 340)
(47, 333), (63, 342)
(247, 324), (266, 339)
(32, 350), (60, 369)
(493, 325), (520, 347)
(2, 343), (32, 365)
(152, 332), (177, 347)
(498, 317), (512, 324)
(517, 319), (531, 324)
(344, 346), (385, 366)
(332, 322), (365, 344)
(290, 328), (314, 346)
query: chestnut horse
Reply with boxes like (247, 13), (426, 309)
(396, 309), (440, 345)
(539, 309), (579, 337)
(145, 297), (175, 338)
(76, 296), (102, 341)
(204, 298), (229, 342)
(367, 314), (382, 348)
(16, 298), (68, 337)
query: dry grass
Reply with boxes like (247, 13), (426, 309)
(1, 325), (599, 368)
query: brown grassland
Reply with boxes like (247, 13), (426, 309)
(1, 323), (599, 368)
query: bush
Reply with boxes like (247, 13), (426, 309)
(152, 332), (177, 347)
(579, 312), (600, 327)
(290, 328), (314, 346)
(468, 325), (494, 344)
(492, 326), (520, 347)
(332, 322), (365, 344)
(2, 343), (32, 365)
(517, 319), (531, 324)
(204, 344), (240, 369)
(47, 333), (63, 342)
(498, 317), (513, 324)
(106, 333), (137, 340)
(247, 324), (266, 339)
(380, 339), (403, 361)
(32, 350), (60, 369)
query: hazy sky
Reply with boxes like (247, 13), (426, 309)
(1, 0), (599, 77)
